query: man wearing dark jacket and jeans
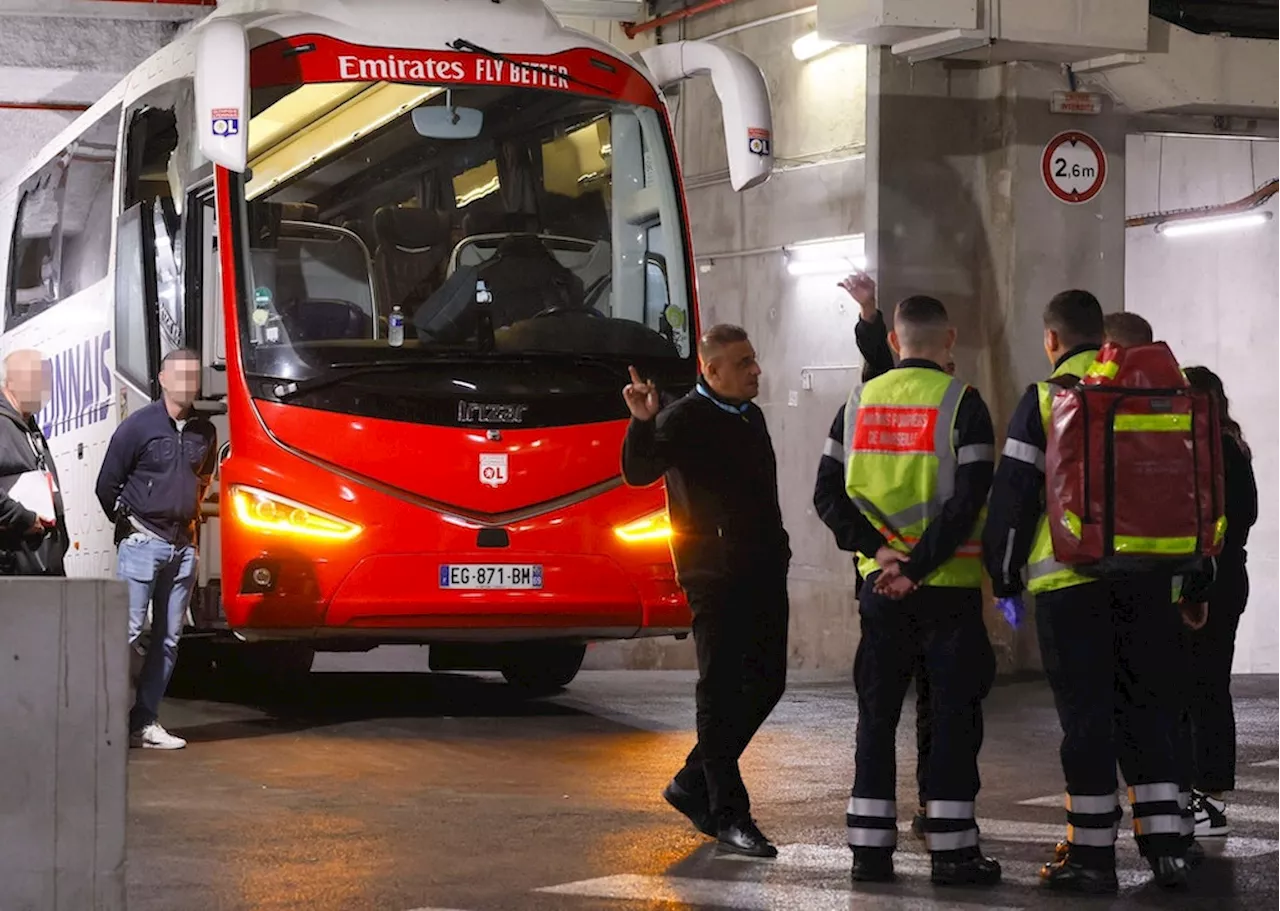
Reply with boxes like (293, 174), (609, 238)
(621, 324), (789, 858)
(96, 349), (216, 750)
(0, 349), (68, 576)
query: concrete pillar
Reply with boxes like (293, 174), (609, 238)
(865, 50), (1128, 671)
(0, 579), (130, 911)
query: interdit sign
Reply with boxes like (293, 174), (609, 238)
(39, 330), (112, 441)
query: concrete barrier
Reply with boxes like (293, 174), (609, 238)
(0, 579), (129, 911)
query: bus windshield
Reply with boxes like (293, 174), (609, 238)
(236, 80), (692, 385)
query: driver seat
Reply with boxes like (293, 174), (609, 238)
(476, 234), (585, 326)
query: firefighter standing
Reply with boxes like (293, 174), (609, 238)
(983, 290), (1189, 893)
(841, 295), (1001, 887)
(814, 272), (940, 839)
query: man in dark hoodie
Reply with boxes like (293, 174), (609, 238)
(96, 349), (216, 751)
(0, 348), (67, 577)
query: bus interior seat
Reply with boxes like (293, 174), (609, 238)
(478, 233), (586, 325)
(541, 191), (609, 242)
(374, 207), (453, 313)
(281, 297), (372, 342)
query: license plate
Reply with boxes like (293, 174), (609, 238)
(438, 564), (543, 590)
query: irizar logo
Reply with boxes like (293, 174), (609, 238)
(458, 401), (528, 424)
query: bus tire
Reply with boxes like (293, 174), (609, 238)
(500, 643), (586, 695)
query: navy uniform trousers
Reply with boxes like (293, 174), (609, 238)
(1036, 574), (1186, 865)
(847, 584), (995, 858)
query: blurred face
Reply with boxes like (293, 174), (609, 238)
(704, 339), (761, 402)
(4, 351), (49, 416)
(159, 356), (201, 410)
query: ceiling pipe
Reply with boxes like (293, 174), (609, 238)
(1126, 178), (1279, 228)
(0, 100), (90, 112)
(623, 0), (741, 39)
(82, 0), (214, 5)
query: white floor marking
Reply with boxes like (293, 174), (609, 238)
(538, 873), (1025, 911)
(1251, 758), (1279, 768)
(720, 844), (1150, 889)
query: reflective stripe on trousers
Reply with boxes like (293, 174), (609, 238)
(1129, 782), (1186, 838)
(846, 796), (897, 849)
(1064, 791), (1120, 848)
(924, 799), (979, 853)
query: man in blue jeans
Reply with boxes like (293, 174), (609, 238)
(96, 349), (216, 750)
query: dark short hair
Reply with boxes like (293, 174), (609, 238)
(1103, 312), (1153, 347)
(698, 324), (749, 361)
(160, 348), (200, 370)
(1044, 290), (1104, 348)
(895, 295), (949, 327)
(893, 295), (951, 348)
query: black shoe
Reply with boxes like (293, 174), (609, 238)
(931, 851), (1002, 886)
(716, 818), (778, 858)
(662, 780), (715, 837)
(1040, 858), (1119, 895)
(910, 808), (927, 840)
(851, 852), (896, 883)
(1186, 839), (1205, 867)
(1150, 855), (1190, 890)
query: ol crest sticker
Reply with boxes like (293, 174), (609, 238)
(748, 127), (772, 157)
(480, 453), (509, 487)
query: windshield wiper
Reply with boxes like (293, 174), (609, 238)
(266, 356), (476, 400)
(448, 38), (611, 96)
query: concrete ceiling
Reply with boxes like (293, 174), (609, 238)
(1150, 0), (1280, 40)
(0, 2), (199, 183)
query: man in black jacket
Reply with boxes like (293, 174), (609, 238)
(621, 324), (789, 858)
(0, 349), (67, 576)
(96, 349), (216, 751)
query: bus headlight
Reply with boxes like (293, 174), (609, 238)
(614, 510), (673, 544)
(229, 485), (362, 541)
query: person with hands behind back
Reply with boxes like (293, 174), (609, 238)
(815, 270), (956, 841)
(840, 295), (1000, 888)
(621, 325), (791, 860)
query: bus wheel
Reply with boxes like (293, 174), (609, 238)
(500, 643), (586, 695)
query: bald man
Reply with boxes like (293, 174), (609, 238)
(0, 349), (67, 576)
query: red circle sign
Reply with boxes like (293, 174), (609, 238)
(1041, 131), (1107, 204)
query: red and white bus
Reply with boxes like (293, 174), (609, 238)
(0, 0), (772, 690)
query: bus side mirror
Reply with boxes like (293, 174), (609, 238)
(194, 19), (250, 172)
(638, 41), (773, 192)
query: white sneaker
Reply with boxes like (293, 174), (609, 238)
(130, 722), (187, 750)
(1191, 791), (1229, 837)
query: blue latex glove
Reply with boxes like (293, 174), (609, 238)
(996, 596), (1025, 629)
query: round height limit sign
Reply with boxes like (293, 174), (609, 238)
(1041, 131), (1107, 204)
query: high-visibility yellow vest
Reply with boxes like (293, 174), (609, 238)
(1025, 348), (1101, 594)
(845, 367), (985, 589)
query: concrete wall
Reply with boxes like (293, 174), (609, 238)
(0, 579), (129, 911)
(1125, 133), (1279, 673)
(864, 52), (1130, 674)
(587, 0), (872, 672)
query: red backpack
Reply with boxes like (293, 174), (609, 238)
(1044, 342), (1225, 577)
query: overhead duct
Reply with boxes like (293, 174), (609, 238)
(817, 0), (1150, 64)
(816, 0), (1278, 118)
(1075, 18), (1278, 119)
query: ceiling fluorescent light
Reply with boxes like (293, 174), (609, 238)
(1155, 211), (1273, 238)
(784, 235), (868, 276)
(892, 28), (990, 64)
(792, 31), (840, 62)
